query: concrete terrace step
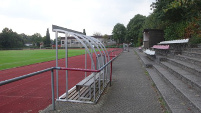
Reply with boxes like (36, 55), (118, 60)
(166, 58), (201, 76)
(146, 67), (193, 113)
(174, 55), (201, 67)
(187, 48), (201, 53)
(153, 64), (201, 113)
(135, 48), (201, 112)
(198, 44), (201, 48)
(161, 61), (201, 94)
(135, 49), (154, 68)
(182, 51), (201, 59)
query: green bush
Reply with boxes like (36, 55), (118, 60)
(45, 47), (52, 49)
(189, 34), (201, 47)
(136, 37), (143, 47)
(164, 21), (188, 40)
(106, 45), (123, 48)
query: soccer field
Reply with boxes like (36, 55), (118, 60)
(0, 49), (86, 70)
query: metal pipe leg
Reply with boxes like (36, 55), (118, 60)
(51, 69), (55, 110)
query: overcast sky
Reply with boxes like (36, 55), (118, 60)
(0, 0), (155, 39)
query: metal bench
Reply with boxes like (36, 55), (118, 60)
(76, 71), (103, 100)
(143, 49), (156, 61)
(138, 47), (142, 52)
(152, 45), (169, 50)
(158, 39), (189, 55)
(144, 49), (155, 55)
(152, 45), (169, 56)
(143, 49), (155, 67)
(158, 39), (189, 45)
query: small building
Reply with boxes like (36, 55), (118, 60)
(143, 29), (164, 49)
(60, 37), (82, 48)
(60, 35), (116, 48)
(92, 35), (116, 46)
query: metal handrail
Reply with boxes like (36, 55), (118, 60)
(59, 55), (118, 72)
(0, 67), (56, 86)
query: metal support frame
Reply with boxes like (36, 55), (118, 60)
(52, 25), (111, 103)
(55, 31), (59, 99)
(110, 61), (112, 87)
(51, 69), (55, 110)
(65, 33), (68, 100)
(52, 25), (117, 104)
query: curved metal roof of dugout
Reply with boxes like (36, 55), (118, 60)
(52, 25), (110, 99)
(52, 25), (109, 69)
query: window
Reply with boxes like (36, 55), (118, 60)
(71, 40), (75, 43)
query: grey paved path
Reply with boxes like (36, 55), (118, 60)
(41, 49), (162, 113)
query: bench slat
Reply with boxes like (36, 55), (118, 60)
(75, 70), (104, 100)
(158, 39), (189, 44)
(152, 45), (169, 49)
(144, 49), (155, 55)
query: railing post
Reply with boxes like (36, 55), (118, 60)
(103, 56), (105, 87)
(93, 72), (96, 103)
(85, 49), (87, 78)
(55, 31), (59, 99)
(51, 69), (55, 110)
(65, 33), (69, 100)
(110, 61), (112, 87)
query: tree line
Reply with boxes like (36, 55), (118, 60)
(0, 28), (51, 49)
(112, 0), (201, 47)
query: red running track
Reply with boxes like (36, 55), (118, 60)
(0, 48), (122, 113)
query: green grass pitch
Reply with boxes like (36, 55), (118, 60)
(0, 49), (86, 70)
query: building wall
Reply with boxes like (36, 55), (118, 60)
(143, 32), (149, 41)
(61, 39), (83, 48)
(143, 29), (164, 48)
(143, 41), (149, 49)
(149, 30), (164, 48)
(60, 36), (116, 48)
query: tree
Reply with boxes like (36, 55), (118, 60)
(83, 29), (86, 35)
(93, 32), (102, 36)
(44, 28), (51, 47)
(0, 28), (24, 49)
(53, 36), (61, 45)
(20, 33), (30, 44)
(164, 0), (201, 39)
(150, 0), (201, 41)
(143, 13), (164, 29)
(31, 33), (43, 47)
(0, 28), (13, 48)
(112, 23), (126, 44)
(103, 34), (109, 46)
(127, 14), (146, 46)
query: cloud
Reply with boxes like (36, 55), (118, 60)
(0, 0), (154, 38)
(0, 0), (49, 21)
